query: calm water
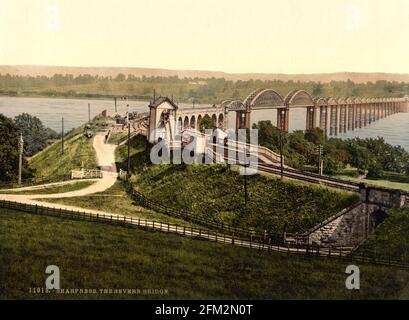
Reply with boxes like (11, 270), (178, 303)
(1, 97), (408, 150)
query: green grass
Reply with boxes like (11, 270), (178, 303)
(116, 136), (359, 235)
(0, 180), (96, 195)
(355, 207), (409, 262)
(1, 208), (409, 300)
(108, 132), (127, 145)
(38, 182), (201, 228)
(337, 175), (409, 192)
(29, 133), (97, 178)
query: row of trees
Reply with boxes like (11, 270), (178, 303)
(0, 74), (408, 104)
(253, 121), (409, 178)
(0, 113), (58, 182)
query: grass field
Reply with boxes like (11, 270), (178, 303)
(107, 132), (127, 145)
(0, 180), (96, 195)
(1, 208), (409, 300)
(29, 133), (97, 178)
(115, 136), (359, 235)
(337, 175), (409, 192)
(355, 207), (409, 261)
(39, 182), (202, 228)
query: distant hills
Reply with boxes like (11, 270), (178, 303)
(1, 65), (409, 84)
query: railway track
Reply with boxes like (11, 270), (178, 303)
(257, 163), (360, 192)
(207, 144), (360, 192)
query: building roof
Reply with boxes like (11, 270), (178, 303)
(149, 96), (178, 109)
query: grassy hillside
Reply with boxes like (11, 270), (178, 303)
(0, 180), (95, 195)
(1, 208), (408, 300)
(116, 136), (359, 235)
(28, 126), (97, 179)
(355, 207), (409, 262)
(40, 182), (203, 227)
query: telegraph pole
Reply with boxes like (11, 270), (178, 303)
(316, 144), (323, 176)
(88, 103), (91, 123)
(18, 133), (24, 185)
(114, 97), (117, 113)
(61, 117), (64, 155)
(279, 130), (284, 179)
(127, 122), (131, 178)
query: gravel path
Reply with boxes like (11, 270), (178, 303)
(0, 132), (118, 202)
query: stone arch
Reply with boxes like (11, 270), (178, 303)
(183, 116), (189, 129)
(197, 114), (202, 128)
(218, 113), (224, 127)
(177, 116), (183, 132)
(285, 90), (314, 107)
(211, 114), (217, 128)
(190, 115), (196, 129)
(371, 209), (388, 229)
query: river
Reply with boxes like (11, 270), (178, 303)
(0, 96), (408, 150)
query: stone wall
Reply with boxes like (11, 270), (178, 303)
(295, 185), (407, 248)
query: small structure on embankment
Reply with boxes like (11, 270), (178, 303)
(289, 184), (407, 248)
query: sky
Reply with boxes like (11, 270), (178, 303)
(0, 0), (409, 74)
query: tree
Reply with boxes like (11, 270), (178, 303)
(312, 82), (322, 96)
(115, 73), (126, 82)
(14, 113), (58, 157)
(304, 128), (324, 145)
(198, 115), (213, 133)
(367, 161), (383, 179)
(0, 113), (33, 182)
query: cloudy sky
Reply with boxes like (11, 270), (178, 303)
(0, 0), (408, 73)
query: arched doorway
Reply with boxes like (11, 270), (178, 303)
(183, 116), (189, 129)
(190, 116), (196, 129)
(371, 209), (388, 229)
(177, 117), (183, 133)
(218, 114), (224, 128)
(212, 114), (217, 128)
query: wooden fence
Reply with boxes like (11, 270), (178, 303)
(71, 169), (103, 179)
(1, 198), (408, 269)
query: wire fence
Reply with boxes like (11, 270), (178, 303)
(1, 198), (408, 269)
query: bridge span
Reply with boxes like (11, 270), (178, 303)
(117, 90), (409, 146)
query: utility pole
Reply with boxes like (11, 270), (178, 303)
(127, 122), (131, 178)
(18, 133), (24, 185)
(316, 144), (324, 176)
(88, 103), (91, 123)
(114, 97), (117, 113)
(243, 154), (250, 207)
(279, 130), (284, 179)
(61, 117), (64, 155)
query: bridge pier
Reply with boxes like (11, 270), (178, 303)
(277, 108), (289, 132)
(236, 111), (251, 130)
(319, 106), (329, 136)
(329, 105), (338, 136)
(306, 106), (317, 131)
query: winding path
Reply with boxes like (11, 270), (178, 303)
(0, 131), (118, 204)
